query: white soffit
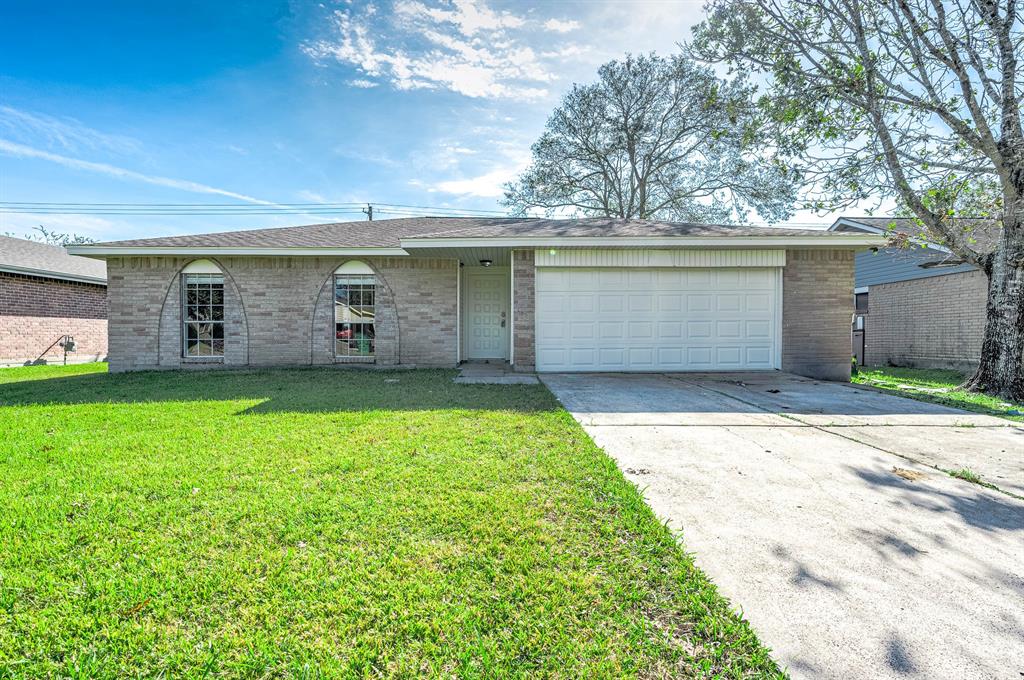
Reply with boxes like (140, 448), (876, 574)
(534, 249), (786, 268)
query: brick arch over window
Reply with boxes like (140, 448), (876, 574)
(311, 259), (399, 365)
(156, 258), (249, 367)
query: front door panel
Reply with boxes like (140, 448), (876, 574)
(464, 269), (509, 360)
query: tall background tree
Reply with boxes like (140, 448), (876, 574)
(503, 54), (797, 223)
(694, 0), (1024, 399)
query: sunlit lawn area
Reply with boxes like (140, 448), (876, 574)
(0, 364), (779, 677)
(854, 366), (1024, 422)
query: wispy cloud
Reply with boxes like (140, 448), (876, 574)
(0, 139), (277, 205)
(543, 18), (580, 33)
(0, 105), (141, 155)
(302, 0), (583, 100)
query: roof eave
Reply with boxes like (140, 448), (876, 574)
(400, 235), (886, 249)
(0, 264), (107, 285)
(65, 246), (410, 258)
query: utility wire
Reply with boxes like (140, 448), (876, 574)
(0, 201), (510, 218)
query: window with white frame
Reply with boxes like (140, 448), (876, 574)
(181, 260), (225, 358)
(334, 262), (375, 359)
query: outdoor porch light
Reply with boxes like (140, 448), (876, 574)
(479, 259), (493, 267)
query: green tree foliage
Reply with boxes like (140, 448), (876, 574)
(694, 0), (1024, 399)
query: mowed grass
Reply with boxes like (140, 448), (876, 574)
(0, 364), (780, 678)
(853, 366), (1024, 422)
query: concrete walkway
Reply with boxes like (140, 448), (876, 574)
(541, 372), (1024, 680)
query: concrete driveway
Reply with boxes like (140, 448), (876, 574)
(541, 372), (1024, 679)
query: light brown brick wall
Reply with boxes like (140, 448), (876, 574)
(865, 270), (987, 371)
(512, 250), (535, 371)
(783, 249), (855, 381)
(105, 255), (457, 372)
(0, 272), (107, 366)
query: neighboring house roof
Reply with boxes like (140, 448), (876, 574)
(829, 217), (988, 288)
(0, 235), (107, 284)
(69, 217), (879, 257)
(829, 216), (1001, 254)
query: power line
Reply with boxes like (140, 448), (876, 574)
(0, 200), (511, 218)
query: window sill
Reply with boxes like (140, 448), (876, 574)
(182, 357), (224, 364)
(334, 356), (375, 364)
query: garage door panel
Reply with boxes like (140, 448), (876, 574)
(535, 267), (779, 372)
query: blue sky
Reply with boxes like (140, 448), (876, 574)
(1, 0), (829, 242)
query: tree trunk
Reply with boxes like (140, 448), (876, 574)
(963, 215), (1024, 401)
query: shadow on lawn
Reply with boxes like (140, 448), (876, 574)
(0, 367), (559, 414)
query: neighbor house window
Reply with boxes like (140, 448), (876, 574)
(334, 261), (375, 359)
(181, 260), (225, 358)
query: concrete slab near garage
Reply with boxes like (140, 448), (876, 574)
(541, 371), (1024, 680)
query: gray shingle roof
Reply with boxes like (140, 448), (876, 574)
(0, 235), (107, 283)
(85, 216), (846, 250)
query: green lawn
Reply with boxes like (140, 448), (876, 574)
(0, 364), (780, 678)
(853, 366), (1024, 422)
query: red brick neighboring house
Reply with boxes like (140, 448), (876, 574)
(0, 235), (107, 366)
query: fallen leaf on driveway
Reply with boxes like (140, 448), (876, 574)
(892, 467), (925, 481)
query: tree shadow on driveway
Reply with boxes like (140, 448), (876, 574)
(848, 466), (1024, 533)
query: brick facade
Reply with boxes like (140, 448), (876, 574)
(864, 269), (986, 371)
(782, 249), (855, 381)
(105, 255), (457, 372)
(0, 271), (107, 366)
(102, 248), (859, 380)
(512, 250), (535, 371)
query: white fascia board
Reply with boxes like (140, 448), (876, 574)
(65, 246), (410, 258)
(401, 235), (884, 249)
(828, 218), (888, 234)
(0, 264), (107, 285)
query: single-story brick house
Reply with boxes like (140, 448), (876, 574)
(1, 235), (108, 366)
(829, 217), (997, 372)
(69, 217), (880, 380)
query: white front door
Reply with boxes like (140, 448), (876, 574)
(535, 267), (781, 372)
(464, 268), (509, 360)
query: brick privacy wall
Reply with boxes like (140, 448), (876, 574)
(106, 255), (457, 372)
(0, 272), (107, 365)
(865, 269), (987, 371)
(512, 250), (535, 371)
(783, 249), (855, 381)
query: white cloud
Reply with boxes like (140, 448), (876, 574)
(543, 18), (580, 33)
(348, 78), (378, 88)
(431, 167), (517, 197)
(0, 139), (278, 206)
(303, 1), (557, 99)
(0, 105), (141, 156)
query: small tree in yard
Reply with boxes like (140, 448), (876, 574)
(694, 0), (1024, 400)
(503, 53), (797, 223)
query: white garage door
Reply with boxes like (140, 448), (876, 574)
(535, 267), (780, 372)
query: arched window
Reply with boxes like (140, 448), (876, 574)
(334, 261), (375, 359)
(181, 259), (225, 358)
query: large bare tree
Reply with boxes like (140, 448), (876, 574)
(503, 54), (797, 223)
(695, 0), (1024, 399)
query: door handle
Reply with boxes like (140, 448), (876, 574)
(501, 320), (506, 328)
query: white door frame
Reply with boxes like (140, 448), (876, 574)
(461, 267), (511, 361)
